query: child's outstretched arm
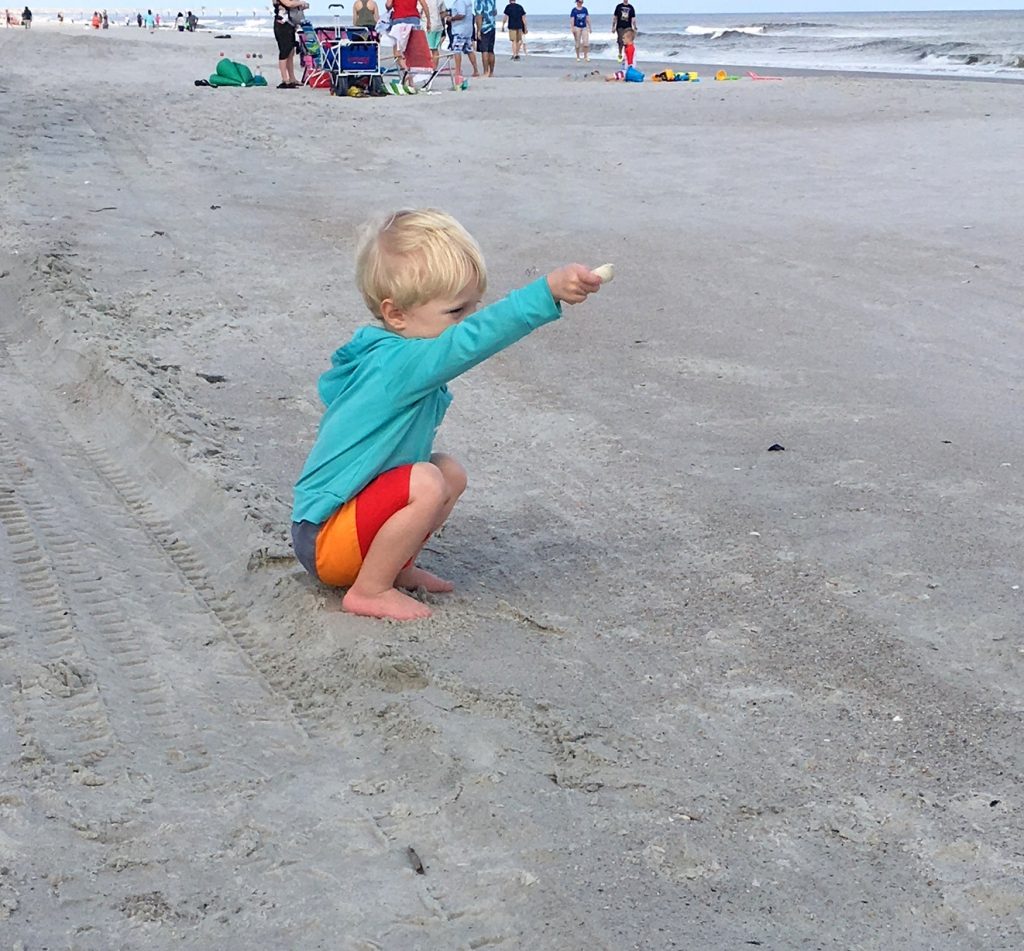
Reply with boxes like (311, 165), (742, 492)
(389, 266), (604, 400)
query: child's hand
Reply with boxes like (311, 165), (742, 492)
(547, 264), (603, 305)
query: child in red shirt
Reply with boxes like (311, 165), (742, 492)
(623, 28), (636, 68)
(605, 28), (636, 80)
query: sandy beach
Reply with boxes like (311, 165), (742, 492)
(2, 22), (1023, 950)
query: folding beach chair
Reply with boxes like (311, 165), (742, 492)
(399, 28), (458, 91)
(332, 31), (386, 96)
(297, 20), (336, 88)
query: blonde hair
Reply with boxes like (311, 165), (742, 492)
(355, 209), (488, 318)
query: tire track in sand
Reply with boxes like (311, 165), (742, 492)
(0, 321), (533, 948)
(0, 359), (305, 789)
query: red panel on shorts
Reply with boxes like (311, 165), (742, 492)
(355, 464), (413, 558)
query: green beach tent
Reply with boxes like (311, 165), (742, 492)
(208, 58), (268, 87)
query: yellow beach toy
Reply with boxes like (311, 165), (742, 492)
(715, 69), (741, 81)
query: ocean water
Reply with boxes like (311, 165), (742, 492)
(41, 9), (1024, 79)
(516, 9), (1024, 77)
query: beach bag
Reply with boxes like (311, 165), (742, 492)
(624, 65), (644, 82)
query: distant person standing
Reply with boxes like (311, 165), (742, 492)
(186, 9), (197, 30)
(447, 0), (479, 79)
(385, 0), (430, 71)
(273, 0), (307, 87)
(101, 9), (108, 26)
(611, 0), (635, 61)
(474, 0), (496, 76)
(143, 8), (155, 30)
(424, 0), (442, 63)
(175, 11), (184, 30)
(137, 12), (142, 26)
(21, 5), (30, 27)
(351, 0), (377, 28)
(569, 0), (589, 61)
(501, 0), (525, 61)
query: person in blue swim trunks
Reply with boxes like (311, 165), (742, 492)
(474, 0), (498, 76)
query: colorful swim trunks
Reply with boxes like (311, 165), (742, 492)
(291, 464), (412, 588)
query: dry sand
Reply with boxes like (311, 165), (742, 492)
(1, 22), (1023, 951)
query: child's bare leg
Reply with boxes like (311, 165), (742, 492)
(342, 463), (449, 621)
(395, 452), (466, 593)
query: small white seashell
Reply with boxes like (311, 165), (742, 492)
(593, 263), (615, 283)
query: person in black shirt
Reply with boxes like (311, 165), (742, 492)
(611, 1), (635, 61)
(502, 2), (526, 60)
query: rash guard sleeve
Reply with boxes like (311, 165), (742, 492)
(385, 277), (562, 402)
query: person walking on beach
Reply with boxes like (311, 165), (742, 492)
(447, 0), (479, 80)
(186, 9), (197, 30)
(569, 0), (589, 61)
(474, 0), (497, 76)
(501, 0), (525, 61)
(21, 5), (30, 27)
(101, 8), (108, 27)
(143, 8), (155, 30)
(272, 0), (307, 87)
(136, 11), (142, 26)
(290, 208), (604, 621)
(175, 10), (184, 30)
(611, 0), (635, 62)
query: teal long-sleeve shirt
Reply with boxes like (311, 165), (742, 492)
(291, 277), (562, 524)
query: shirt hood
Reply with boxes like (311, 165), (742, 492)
(317, 325), (392, 406)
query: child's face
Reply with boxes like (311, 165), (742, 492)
(384, 280), (483, 339)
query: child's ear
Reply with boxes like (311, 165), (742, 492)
(379, 299), (406, 332)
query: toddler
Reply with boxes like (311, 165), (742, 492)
(605, 29), (637, 80)
(291, 209), (603, 621)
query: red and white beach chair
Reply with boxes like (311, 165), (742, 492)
(399, 28), (459, 91)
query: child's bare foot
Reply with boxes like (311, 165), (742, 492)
(342, 587), (432, 621)
(396, 565), (454, 593)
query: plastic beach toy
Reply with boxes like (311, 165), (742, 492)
(653, 69), (699, 83)
(715, 69), (740, 81)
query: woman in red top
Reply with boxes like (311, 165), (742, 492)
(388, 0), (426, 19)
(386, 0), (431, 69)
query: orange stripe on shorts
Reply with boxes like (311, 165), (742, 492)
(314, 465), (413, 588)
